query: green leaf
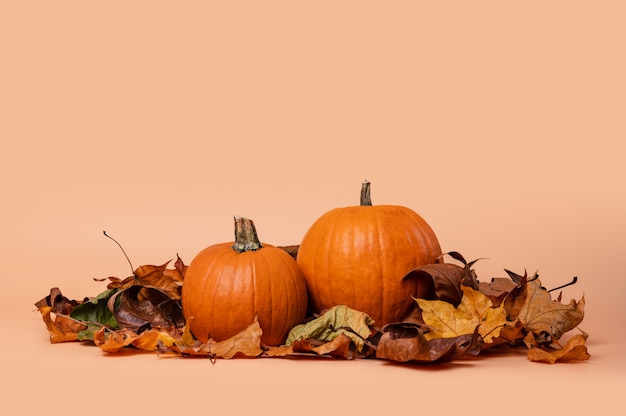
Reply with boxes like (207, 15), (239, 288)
(76, 324), (106, 341)
(285, 305), (374, 352)
(70, 288), (119, 329)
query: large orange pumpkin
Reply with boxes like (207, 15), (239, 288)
(296, 180), (442, 327)
(181, 216), (308, 346)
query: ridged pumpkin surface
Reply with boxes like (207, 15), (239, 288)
(182, 240), (308, 347)
(297, 204), (442, 327)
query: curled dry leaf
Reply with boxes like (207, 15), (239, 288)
(375, 323), (483, 363)
(168, 317), (264, 359)
(93, 327), (177, 354)
(108, 285), (183, 334)
(527, 330), (590, 363)
(95, 255), (186, 300)
(285, 305), (375, 352)
(38, 306), (88, 343)
(34, 287), (80, 315)
(403, 252), (482, 307)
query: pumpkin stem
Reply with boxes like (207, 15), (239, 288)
(360, 179), (372, 206)
(232, 216), (263, 252)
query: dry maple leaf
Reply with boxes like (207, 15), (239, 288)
(415, 285), (507, 344)
(95, 256), (186, 300)
(168, 317), (264, 359)
(516, 275), (585, 342)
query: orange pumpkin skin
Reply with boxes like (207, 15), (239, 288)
(297, 204), (442, 327)
(182, 221), (308, 346)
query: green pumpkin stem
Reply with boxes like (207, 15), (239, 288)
(360, 179), (372, 206)
(232, 216), (263, 252)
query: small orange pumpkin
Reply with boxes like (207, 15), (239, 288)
(296, 180), (442, 327)
(181, 216), (308, 346)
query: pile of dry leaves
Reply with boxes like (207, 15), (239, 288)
(35, 249), (588, 364)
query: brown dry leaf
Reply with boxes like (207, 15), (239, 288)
(403, 252), (482, 306)
(310, 333), (355, 357)
(478, 278), (518, 307)
(403, 263), (465, 306)
(483, 320), (526, 349)
(93, 327), (177, 353)
(375, 323), (483, 363)
(169, 317), (264, 359)
(516, 276), (585, 341)
(131, 329), (177, 352)
(37, 306), (88, 343)
(282, 334), (363, 359)
(416, 285), (507, 344)
(263, 344), (295, 357)
(95, 255), (186, 300)
(93, 327), (138, 353)
(107, 285), (183, 333)
(527, 331), (590, 363)
(203, 319), (264, 358)
(35, 287), (80, 315)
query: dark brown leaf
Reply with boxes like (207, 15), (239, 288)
(403, 263), (465, 305)
(478, 278), (518, 307)
(94, 256), (186, 300)
(35, 287), (80, 315)
(375, 323), (483, 364)
(107, 285), (183, 334)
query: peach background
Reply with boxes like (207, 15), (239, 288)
(2, 1), (625, 414)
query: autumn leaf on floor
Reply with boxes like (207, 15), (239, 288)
(37, 306), (89, 343)
(36, 287), (107, 343)
(93, 327), (177, 354)
(285, 305), (375, 353)
(375, 322), (483, 363)
(266, 333), (361, 359)
(515, 274), (585, 343)
(167, 317), (264, 359)
(527, 330), (590, 363)
(416, 285), (507, 344)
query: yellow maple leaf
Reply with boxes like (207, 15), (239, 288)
(416, 285), (506, 343)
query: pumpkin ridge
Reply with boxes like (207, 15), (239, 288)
(325, 209), (343, 312)
(211, 248), (237, 341)
(375, 208), (387, 325)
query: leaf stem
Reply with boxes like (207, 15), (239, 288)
(548, 276), (578, 292)
(103, 231), (135, 272)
